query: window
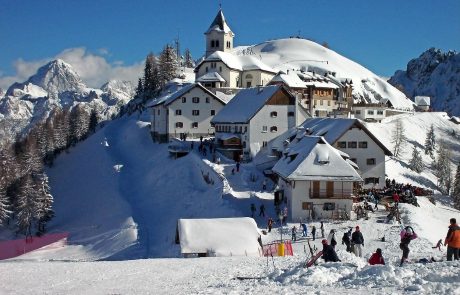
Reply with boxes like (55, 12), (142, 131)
(355, 110), (361, 115)
(246, 81), (252, 87)
(211, 40), (215, 48)
(347, 141), (357, 148)
(359, 141), (368, 148)
(262, 126), (268, 132)
(191, 122), (198, 128)
(262, 141), (267, 147)
(270, 111), (277, 118)
(377, 110), (384, 115)
(175, 122), (183, 128)
(288, 111), (295, 117)
(320, 100), (323, 105)
(192, 97), (200, 103)
(205, 67), (208, 73)
(157, 109), (160, 115)
(364, 177), (380, 185)
(226, 41), (231, 48)
(244, 126), (247, 133)
(327, 100), (331, 106)
(192, 110), (199, 116)
(175, 109), (182, 115)
(270, 126), (278, 133)
(312, 181), (320, 198)
(215, 40), (219, 47)
(337, 141), (347, 148)
(182, 97), (186, 103)
(211, 110), (215, 116)
(367, 158), (376, 165)
(219, 66), (222, 72)
(206, 97), (210, 103)
(367, 110), (374, 115)
(211, 62), (216, 69)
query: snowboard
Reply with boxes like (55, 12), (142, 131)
(305, 250), (323, 268)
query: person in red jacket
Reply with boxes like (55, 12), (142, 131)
(368, 248), (385, 265)
(392, 191), (400, 205)
(444, 218), (460, 261)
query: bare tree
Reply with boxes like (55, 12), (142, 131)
(391, 120), (406, 158)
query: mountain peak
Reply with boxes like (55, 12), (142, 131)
(25, 59), (86, 96)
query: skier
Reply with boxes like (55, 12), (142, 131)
(301, 223), (308, 237)
(351, 226), (364, 258)
(236, 162), (240, 172)
(321, 239), (341, 262)
(267, 217), (273, 233)
(342, 228), (352, 252)
(368, 248), (385, 265)
(320, 221), (325, 238)
(250, 203), (256, 218)
(311, 225), (317, 241)
(291, 226), (297, 242)
(393, 191), (400, 205)
(444, 218), (460, 261)
(399, 226), (418, 266)
(259, 204), (265, 217)
(327, 229), (337, 249)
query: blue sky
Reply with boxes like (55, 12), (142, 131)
(1, 0), (459, 88)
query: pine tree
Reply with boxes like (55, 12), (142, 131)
(184, 48), (195, 68)
(143, 53), (160, 100)
(34, 173), (54, 233)
(16, 175), (38, 236)
(134, 78), (143, 100)
(88, 110), (98, 134)
(409, 147), (424, 173)
(433, 141), (453, 194)
(391, 120), (406, 158)
(19, 139), (43, 176)
(452, 162), (460, 210)
(424, 124), (436, 158)
(52, 109), (70, 152)
(0, 178), (11, 226)
(158, 44), (178, 88)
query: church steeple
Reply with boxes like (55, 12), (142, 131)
(205, 9), (234, 57)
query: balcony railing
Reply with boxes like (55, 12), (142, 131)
(309, 189), (355, 199)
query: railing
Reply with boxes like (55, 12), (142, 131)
(262, 240), (293, 257)
(309, 188), (354, 199)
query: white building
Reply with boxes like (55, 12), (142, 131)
(176, 218), (262, 257)
(195, 9), (277, 90)
(211, 85), (307, 161)
(291, 118), (392, 188)
(352, 104), (387, 122)
(414, 96), (430, 111)
(148, 83), (227, 142)
(272, 136), (362, 221)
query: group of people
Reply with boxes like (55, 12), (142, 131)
(320, 217), (460, 266)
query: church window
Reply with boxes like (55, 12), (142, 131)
(215, 40), (219, 47)
(211, 40), (215, 48)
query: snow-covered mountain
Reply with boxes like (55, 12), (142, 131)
(0, 59), (135, 142)
(234, 38), (414, 109)
(388, 48), (460, 114)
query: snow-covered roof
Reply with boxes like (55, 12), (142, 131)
(211, 85), (292, 124)
(295, 118), (392, 156)
(205, 9), (233, 34)
(177, 218), (261, 257)
(272, 136), (362, 181)
(270, 72), (306, 88)
(196, 72), (226, 83)
(196, 51), (277, 74)
(146, 83), (226, 107)
(415, 96), (430, 106)
(216, 133), (240, 140)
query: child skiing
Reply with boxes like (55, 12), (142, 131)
(399, 226), (418, 266)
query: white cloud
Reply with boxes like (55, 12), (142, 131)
(0, 48), (144, 90)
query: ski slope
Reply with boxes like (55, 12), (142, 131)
(1, 111), (460, 293)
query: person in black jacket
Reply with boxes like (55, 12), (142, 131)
(321, 239), (341, 262)
(351, 226), (364, 257)
(342, 228), (352, 252)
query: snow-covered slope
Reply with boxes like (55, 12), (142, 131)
(235, 38), (414, 109)
(0, 59), (135, 143)
(388, 48), (460, 115)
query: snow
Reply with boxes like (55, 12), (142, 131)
(2, 112), (460, 293)
(211, 85), (281, 123)
(198, 51), (277, 73)
(178, 217), (261, 256)
(237, 38), (414, 109)
(273, 136), (362, 181)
